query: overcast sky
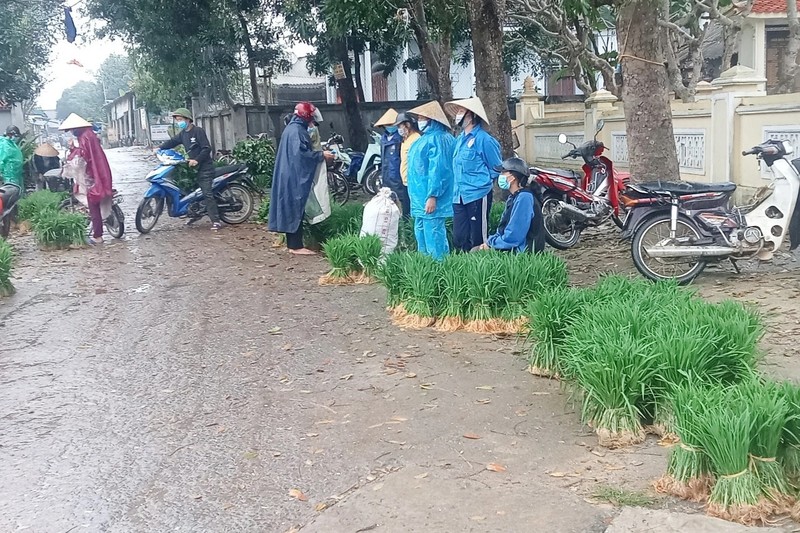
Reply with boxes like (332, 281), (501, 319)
(37, 5), (125, 111)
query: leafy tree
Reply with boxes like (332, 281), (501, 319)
(97, 53), (135, 99)
(0, 0), (61, 102)
(56, 81), (105, 120)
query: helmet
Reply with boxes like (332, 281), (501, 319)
(393, 112), (417, 128)
(171, 108), (193, 121)
(5, 125), (21, 138)
(494, 157), (531, 183)
(294, 102), (318, 122)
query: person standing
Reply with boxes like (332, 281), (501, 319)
(0, 126), (24, 190)
(374, 108), (409, 218)
(268, 102), (333, 255)
(445, 97), (503, 252)
(406, 101), (455, 260)
(58, 114), (114, 245)
(159, 108), (221, 230)
(395, 112), (421, 200)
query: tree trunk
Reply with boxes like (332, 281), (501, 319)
(775, 0), (800, 93)
(236, 11), (261, 106)
(409, 0), (454, 104)
(616, 0), (680, 184)
(331, 38), (369, 151)
(352, 43), (366, 103)
(466, 0), (514, 157)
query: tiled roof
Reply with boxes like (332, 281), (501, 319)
(751, 0), (799, 14)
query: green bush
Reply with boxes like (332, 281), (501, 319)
(16, 190), (65, 223)
(256, 197), (270, 223)
(233, 137), (276, 191)
(33, 211), (87, 249)
(0, 239), (13, 296)
(488, 201), (505, 235)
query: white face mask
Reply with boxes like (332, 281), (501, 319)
(456, 113), (465, 125)
(398, 126), (407, 137)
(418, 119), (429, 131)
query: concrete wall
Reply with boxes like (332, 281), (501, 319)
(516, 66), (800, 201)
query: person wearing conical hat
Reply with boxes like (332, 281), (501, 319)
(406, 101), (455, 260)
(374, 108), (408, 218)
(445, 97), (502, 253)
(59, 113), (114, 244)
(33, 143), (62, 191)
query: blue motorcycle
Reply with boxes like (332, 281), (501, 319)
(135, 150), (256, 234)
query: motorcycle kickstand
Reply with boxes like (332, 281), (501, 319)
(729, 258), (741, 274)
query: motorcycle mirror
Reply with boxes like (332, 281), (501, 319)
(558, 133), (568, 144)
(596, 119), (605, 132)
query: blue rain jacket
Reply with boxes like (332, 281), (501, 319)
(380, 131), (403, 188)
(0, 137), (24, 188)
(406, 121), (455, 219)
(268, 116), (324, 233)
(452, 124), (502, 204)
(487, 190), (535, 252)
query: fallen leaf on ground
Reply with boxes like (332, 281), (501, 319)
(289, 489), (308, 501)
(368, 423), (384, 429)
(475, 399), (491, 405)
(486, 463), (507, 472)
(476, 385), (494, 391)
(420, 383), (435, 390)
(414, 472), (429, 479)
(339, 374), (353, 381)
(590, 450), (605, 457)
(548, 471), (566, 477)
(390, 415), (408, 422)
(315, 419), (335, 425)
(268, 327), (283, 335)
(405, 372), (417, 378)
(470, 516), (486, 521)
(314, 502), (328, 511)
(306, 433), (319, 437)
(272, 452), (282, 457)
(463, 433), (481, 440)
(372, 483), (384, 491)
(386, 440), (406, 445)
(243, 451), (258, 459)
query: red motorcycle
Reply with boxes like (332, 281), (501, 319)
(531, 120), (629, 249)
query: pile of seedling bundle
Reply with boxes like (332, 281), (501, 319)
(0, 239), (14, 297)
(319, 234), (383, 285)
(375, 250), (568, 334)
(16, 191), (87, 249)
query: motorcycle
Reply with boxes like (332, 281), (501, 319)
(324, 131), (382, 195)
(626, 139), (800, 284)
(0, 183), (21, 239)
(135, 150), (256, 234)
(532, 120), (629, 249)
(59, 183), (126, 239)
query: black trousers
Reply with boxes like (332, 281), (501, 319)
(197, 164), (220, 223)
(453, 191), (492, 252)
(286, 226), (304, 249)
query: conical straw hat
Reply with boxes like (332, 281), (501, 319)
(34, 143), (59, 157)
(58, 113), (92, 131)
(374, 108), (398, 127)
(408, 101), (450, 127)
(444, 97), (490, 125)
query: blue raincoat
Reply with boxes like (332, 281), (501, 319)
(268, 117), (324, 234)
(407, 121), (455, 259)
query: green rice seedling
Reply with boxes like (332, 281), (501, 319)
(436, 254), (468, 331)
(526, 252), (569, 293)
(562, 324), (659, 448)
(396, 252), (441, 328)
(375, 251), (409, 307)
(320, 235), (358, 284)
(462, 252), (508, 333)
(654, 381), (715, 501)
(304, 202), (364, 245)
(396, 217), (417, 252)
(32, 211), (87, 249)
(779, 381), (800, 481)
(701, 300), (763, 379)
(488, 201), (505, 235)
(16, 190), (65, 223)
(524, 287), (586, 378)
(0, 240), (14, 297)
(738, 380), (792, 509)
(352, 234), (383, 281)
(697, 385), (765, 524)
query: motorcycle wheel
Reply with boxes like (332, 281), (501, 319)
(0, 210), (12, 239)
(363, 167), (381, 196)
(328, 171), (350, 205)
(541, 195), (581, 250)
(105, 204), (125, 239)
(135, 197), (164, 234)
(218, 183), (254, 224)
(631, 213), (706, 284)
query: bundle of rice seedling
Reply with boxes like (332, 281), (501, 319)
(304, 202), (364, 245)
(16, 190), (64, 223)
(396, 218), (417, 252)
(33, 211), (87, 249)
(739, 380), (792, 511)
(352, 234), (383, 283)
(526, 252), (569, 292)
(319, 235), (358, 285)
(779, 382), (800, 481)
(524, 287), (586, 378)
(562, 319), (659, 448)
(435, 254), (468, 331)
(375, 251), (409, 309)
(394, 252), (441, 328)
(0, 240), (14, 297)
(654, 382), (715, 501)
(697, 385), (768, 525)
(701, 300), (763, 379)
(462, 252), (508, 334)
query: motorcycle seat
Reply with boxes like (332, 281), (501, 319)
(214, 164), (248, 177)
(0, 184), (21, 206)
(538, 168), (580, 181)
(637, 181), (736, 195)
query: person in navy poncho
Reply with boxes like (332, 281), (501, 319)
(268, 102), (333, 255)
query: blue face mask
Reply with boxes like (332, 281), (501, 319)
(308, 126), (317, 133)
(498, 174), (511, 190)
(417, 119), (429, 132)
(385, 126), (398, 134)
(176, 120), (188, 130)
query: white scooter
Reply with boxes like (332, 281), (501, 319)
(323, 130), (382, 196)
(627, 139), (800, 283)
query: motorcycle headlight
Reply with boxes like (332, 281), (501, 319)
(783, 141), (794, 155)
